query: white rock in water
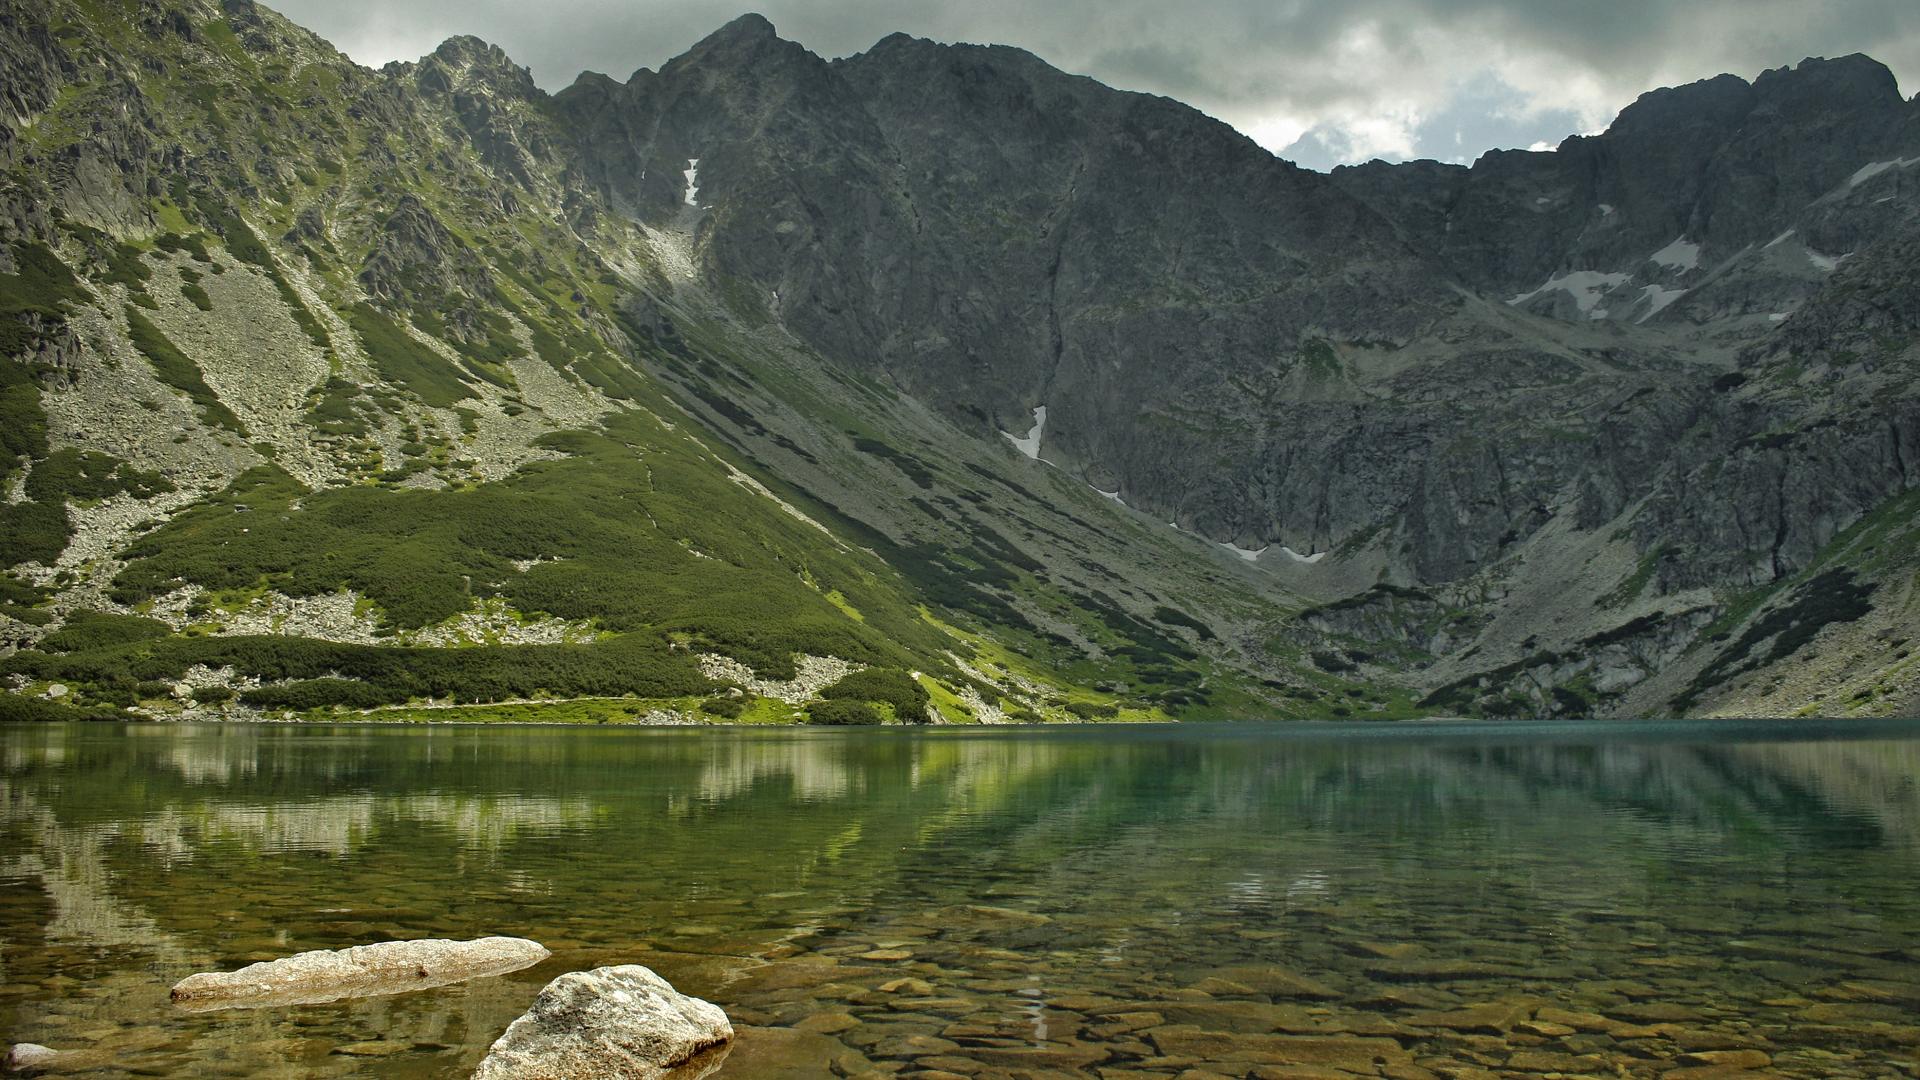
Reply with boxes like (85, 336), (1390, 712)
(6, 1043), (61, 1070)
(169, 936), (549, 1011)
(473, 965), (733, 1079)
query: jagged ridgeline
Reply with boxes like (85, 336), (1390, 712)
(2, 0), (1918, 722)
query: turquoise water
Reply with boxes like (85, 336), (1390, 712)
(3, 719), (1918, 1077)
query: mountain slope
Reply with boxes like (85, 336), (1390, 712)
(1, 0), (1916, 722)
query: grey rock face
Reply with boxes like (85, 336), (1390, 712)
(168, 936), (551, 1011)
(550, 28), (1920, 597)
(472, 964), (733, 1080)
(1338, 55), (1920, 302)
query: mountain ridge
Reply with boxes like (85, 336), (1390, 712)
(1, 0), (1916, 724)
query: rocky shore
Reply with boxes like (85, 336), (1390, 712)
(10, 942), (733, 1080)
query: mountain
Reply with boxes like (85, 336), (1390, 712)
(1, 0), (1916, 724)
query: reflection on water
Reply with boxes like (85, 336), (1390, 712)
(2, 719), (1918, 1078)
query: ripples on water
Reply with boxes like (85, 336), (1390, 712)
(2, 719), (1919, 1077)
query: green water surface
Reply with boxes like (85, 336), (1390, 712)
(3, 719), (1919, 1078)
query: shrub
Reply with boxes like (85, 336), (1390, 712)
(700, 695), (746, 718)
(1310, 650), (1356, 673)
(347, 302), (473, 408)
(39, 611), (171, 653)
(807, 699), (880, 725)
(124, 306), (245, 433)
(1150, 605), (1216, 640)
(820, 667), (929, 722)
(0, 692), (122, 722)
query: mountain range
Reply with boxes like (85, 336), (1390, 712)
(2, 0), (1916, 723)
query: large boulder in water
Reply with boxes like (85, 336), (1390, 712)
(6, 1044), (62, 1072)
(169, 936), (550, 1011)
(473, 965), (733, 1079)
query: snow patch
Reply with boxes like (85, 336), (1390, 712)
(1002, 405), (1046, 460)
(1597, 204), (1615, 217)
(1507, 270), (1630, 314)
(1534, 196), (1551, 205)
(1807, 249), (1851, 273)
(1848, 157), (1920, 189)
(1636, 284), (1688, 323)
(1765, 229), (1795, 249)
(1090, 483), (1126, 506)
(1278, 546), (1326, 564)
(1768, 312), (1790, 323)
(1649, 236), (1701, 272)
(1221, 542), (1268, 563)
(683, 158), (701, 206)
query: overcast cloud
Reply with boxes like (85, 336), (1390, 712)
(271, 0), (1920, 171)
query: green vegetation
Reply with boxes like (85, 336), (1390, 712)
(0, 693), (123, 723)
(188, 197), (328, 349)
(852, 436), (936, 489)
(0, 577), (51, 626)
(347, 302), (475, 408)
(304, 376), (371, 437)
(5, 632), (711, 712)
(25, 448), (173, 504)
(178, 268), (213, 311)
(0, 501), (69, 568)
(154, 232), (213, 262)
(1150, 605), (1215, 640)
(104, 411), (949, 679)
(820, 667), (931, 722)
(1, 362), (51, 482)
(808, 699), (881, 725)
(1597, 546), (1664, 609)
(1, 447), (174, 568)
(0, 242), (89, 358)
(39, 611), (172, 653)
(124, 306), (245, 433)
(1672, 570), (1875, 713)
(700, 695), (748, 718)
(1299, 338), (1342, 380)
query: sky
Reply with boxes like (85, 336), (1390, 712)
(271, 0), (1920, 172)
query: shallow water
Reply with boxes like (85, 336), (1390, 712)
(3, 719), (1919, 1078)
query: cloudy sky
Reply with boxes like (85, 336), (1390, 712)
(274, 0), (1920, 171)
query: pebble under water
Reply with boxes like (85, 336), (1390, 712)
(3, 719), (1919, 1078)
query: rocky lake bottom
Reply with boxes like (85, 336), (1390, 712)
(2, 719), (1919, 1078)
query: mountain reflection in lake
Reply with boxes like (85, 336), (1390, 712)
(3, 720), (1918, 1078)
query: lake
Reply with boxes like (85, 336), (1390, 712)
(3, 719), (1919, 1077)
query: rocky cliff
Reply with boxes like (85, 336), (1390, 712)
(1, 0), (1915, 721)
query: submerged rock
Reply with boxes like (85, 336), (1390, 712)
(169, 936), (550, 1011)
(473, 964), (733, 1079)
(5, 1044), (60, 1071)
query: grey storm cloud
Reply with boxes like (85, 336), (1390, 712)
(271, 0), (1920, 170)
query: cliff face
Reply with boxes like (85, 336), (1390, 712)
(2, 1), (1916, 720)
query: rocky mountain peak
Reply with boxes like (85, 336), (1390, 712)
(1605, 73), (1753, 140)
(1752, 53), (1905, 120)
(707, 12), (779, 44)
(417, 34), (539, 100)
(674, 12), (797, 68)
